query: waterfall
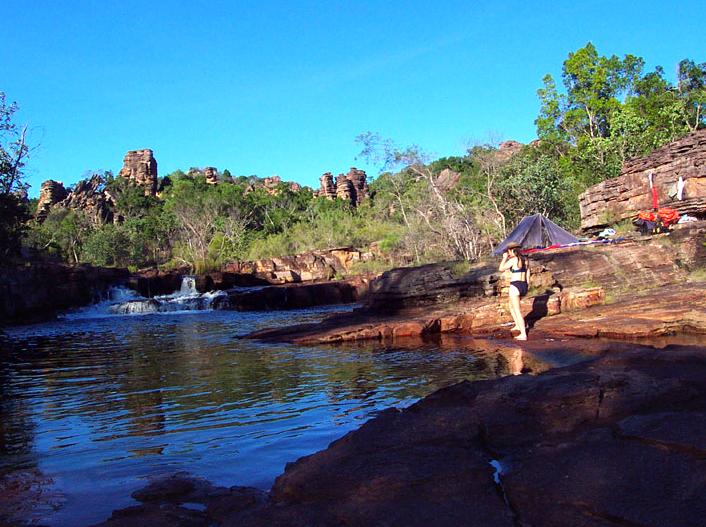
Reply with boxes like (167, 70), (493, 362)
(63, 276), (229, 318)
(178, 276), (198, 295)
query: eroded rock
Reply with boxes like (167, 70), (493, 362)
(35, 179), (67, 220)
(119, 149), (158, 196)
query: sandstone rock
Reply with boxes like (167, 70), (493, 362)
(318, 167), (368, 205)
(559, 286), (605, 311)
(579, 129), (706, 231)
(336, 173), (354, 204)
(496, 139), (524, 161)
(35, 180), (67, 220)
(318, 172), (336, 199)
(244, 233), (705, 344)
(55, 174), (116, 225)
(226, 277), (370, 311)
(434, 168), (461, 191)
(119, 149), (158, 196)
(221, 248), (371, 284)
(203, 167), (218, 185)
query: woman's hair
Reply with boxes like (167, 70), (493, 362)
(507, 247), (528, 268)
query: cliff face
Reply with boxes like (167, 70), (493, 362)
(580, 129), (706, 231)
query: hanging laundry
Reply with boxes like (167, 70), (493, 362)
(677, 175), (685, 200)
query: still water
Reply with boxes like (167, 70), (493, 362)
(2, 304), (547, 526)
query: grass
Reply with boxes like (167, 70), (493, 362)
(346, 259), (396, 276)
(688, 267), (706, 282)
(449, 260), (473, 278)
(611, 218), (636, 236)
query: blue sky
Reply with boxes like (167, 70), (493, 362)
(3, 0), (704, 197)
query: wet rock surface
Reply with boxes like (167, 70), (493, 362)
(95, 344), (706, 527)
(225, 276), (371, 311)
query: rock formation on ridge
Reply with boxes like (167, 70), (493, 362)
(35, 180), (68, 220)
(318, 172), (336, 199)
(318, 167), (368, 206)
(56, 174), (115, 225)
(118, 149), (158, 196)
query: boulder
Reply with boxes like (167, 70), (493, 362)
(0, 263), (129, 323)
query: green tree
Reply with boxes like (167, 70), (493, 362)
(677, 59), (706, 131)
(0, 92), (31, 258)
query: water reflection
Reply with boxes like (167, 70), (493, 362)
(1, 308), (587, 526)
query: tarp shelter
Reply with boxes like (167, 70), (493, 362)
(493, 214), (579, 255)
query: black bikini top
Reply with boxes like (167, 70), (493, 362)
(511, 258), (527, 273)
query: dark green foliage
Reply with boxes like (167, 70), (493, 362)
(0, 92), (30, 259)
(0, 193), (29, 258)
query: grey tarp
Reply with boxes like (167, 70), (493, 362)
(493, 214), (579, 255)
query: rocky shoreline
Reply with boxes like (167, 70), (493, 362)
(93, 342), (706, 527)
(245, 224), (706, 344)
(88, 225), (706, 527)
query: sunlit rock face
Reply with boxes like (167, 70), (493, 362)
(35, 180), (68, 220)
(318, 167), (368, 206)
(318, 172), (336, 199)
(118, 148), (158, 196)
(580, 129), (706, 232)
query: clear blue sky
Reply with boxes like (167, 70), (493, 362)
(3, 0), (704, 197)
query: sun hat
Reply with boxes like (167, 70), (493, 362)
(505, 242), (521, 250)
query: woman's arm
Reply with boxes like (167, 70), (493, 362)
(498, 255), (516, 272)
(526, 261), (531, 285)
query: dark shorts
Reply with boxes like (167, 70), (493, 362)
(510, 281), (528, 296)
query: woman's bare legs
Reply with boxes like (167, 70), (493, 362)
(508, 287), (527, 340)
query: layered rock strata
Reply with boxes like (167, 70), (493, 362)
(580, 129), (706, 231)
(225, 276), (370, 311)
(96, 344), (706, 527)
(222, 248), (374, 284)
(318, 172), (336, 199)
(245, 224), (706, 344)
(118, 149), (158, 196)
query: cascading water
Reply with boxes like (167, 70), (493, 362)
(108, 276), (228, 315)
(61, 276), (229, 318)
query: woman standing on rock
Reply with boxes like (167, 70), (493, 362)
(498, 242), (530, 340)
